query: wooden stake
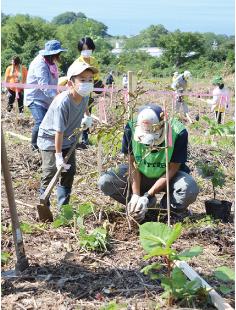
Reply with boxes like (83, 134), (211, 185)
(163, 101), (171, 227)
(1, 127), (29, 272)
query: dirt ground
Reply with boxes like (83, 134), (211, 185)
(1, 89), (235, 310)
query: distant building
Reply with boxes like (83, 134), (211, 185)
(139, 47), (163, 57)
(212, 40), (218, 50)
(111, 41), (163, 57)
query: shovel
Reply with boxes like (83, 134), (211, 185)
(37, 129), (83, 222)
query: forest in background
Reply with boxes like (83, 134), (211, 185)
(1, 11), (235, 79)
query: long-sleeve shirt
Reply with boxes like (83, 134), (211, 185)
(24, 55), (58, 108)
(171, 74), (188, 93)
(211, 87), (230, 112)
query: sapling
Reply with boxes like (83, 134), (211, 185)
(139, 222), (208, 307)
(196, 161), (226, 199)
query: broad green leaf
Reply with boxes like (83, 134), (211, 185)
(214, 266), (235, 282)
(141, 262), (162, 275)
(176, 246), (203, 261)
(171, 267), (188, 289)
(77, 202), (94, 217)
(52, 217), (65, 228)
(166, 223), (182, 247)
(144, 247), (173, 260)
(61, 204), (74, 220)
(140, 222), (174, 253)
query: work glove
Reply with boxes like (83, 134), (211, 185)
(127, 194), (140, 215)
(132, 196), (149, 222)
(81, 115), (93, 130)
(55, 153), (71, 172)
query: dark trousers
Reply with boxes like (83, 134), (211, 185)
(40, 148), (76, 207)
(7, 89), (24, 113)
(215, 111), (222, 124)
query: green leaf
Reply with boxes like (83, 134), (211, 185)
(171, 267), (188, 289)
(166, 223), (182, 247)
(141, 262), (162, 275)
(1, 251), (11, 264)
(144, 247), (173, 260)
(20, 222), (33, 234)
(214, 266), (235, 282)
(176, 246), (203, 261)
(61, 204), (74, 220)
(77, 202), (94, 217)
(219, 284), (234, 294)
(140, 222), (172, 252)
(52, 217), (66, 228)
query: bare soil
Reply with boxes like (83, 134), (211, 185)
(1, 91), (235, 310)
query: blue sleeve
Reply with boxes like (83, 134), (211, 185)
(121, 123), (133, 154)
(170, 129), (188, 163)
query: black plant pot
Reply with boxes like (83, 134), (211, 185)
(205, 199), (232, 222)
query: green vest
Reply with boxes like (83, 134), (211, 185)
(129, 118), (185, 179)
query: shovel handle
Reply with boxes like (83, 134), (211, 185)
(40, 131), (82, 204)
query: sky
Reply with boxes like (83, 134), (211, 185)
(1, 0), (235, 36)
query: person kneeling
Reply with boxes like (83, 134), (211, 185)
(98, 104), (199, 222)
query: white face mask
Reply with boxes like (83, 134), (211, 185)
(74, 82), (93, 97)
(81, 50), (92, 57)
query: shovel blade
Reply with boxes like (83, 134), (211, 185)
(37, 204), (53, 222)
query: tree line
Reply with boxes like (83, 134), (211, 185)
(1, 11), (234, 78)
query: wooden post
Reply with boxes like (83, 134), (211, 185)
(110, 82), (114, 107)
(1, 127), (29, 272)
(126, 71), (134, 231)
(127, 71), (134, 117)
(163, 101), (171, 226)
(127, 71), (133, 102)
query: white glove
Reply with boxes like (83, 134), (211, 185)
(127, 194), (140, 214)
(133, 196), (149, 221)
(55, 153), (71, 172)
(81, 115), (93, 130)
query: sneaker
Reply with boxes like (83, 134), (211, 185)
(31, 145), (39, 152)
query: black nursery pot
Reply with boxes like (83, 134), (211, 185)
(205, 199), (232, 222)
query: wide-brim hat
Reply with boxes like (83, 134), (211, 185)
(39, 40), (67, 56)
(67, 61), (98, 80)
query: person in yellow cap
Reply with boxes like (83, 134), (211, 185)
(37, 61), (98, 208)
(208, 76), (230, 124)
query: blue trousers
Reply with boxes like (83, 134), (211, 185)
(28, 103), (48, 149)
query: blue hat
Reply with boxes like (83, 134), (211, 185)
(39, 40), (67, 56)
